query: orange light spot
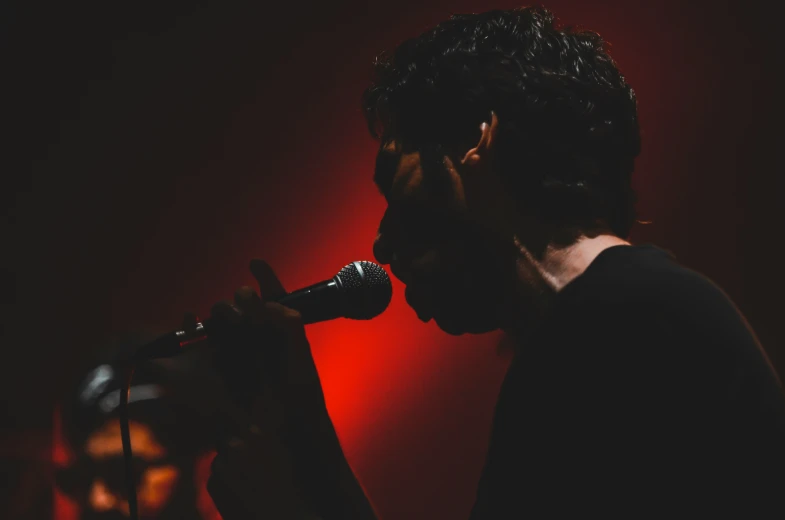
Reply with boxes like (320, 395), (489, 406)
(84, 420), (165, 461)
(89, 479), (118, 512)
(138, 465), (180, 514)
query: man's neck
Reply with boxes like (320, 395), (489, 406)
(501, 232), (630, 341)
(532, 233), (630, 292)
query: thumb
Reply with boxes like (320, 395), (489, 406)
(249, 259), (287, 302)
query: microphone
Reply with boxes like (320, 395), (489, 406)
(132, 260), (392, 361)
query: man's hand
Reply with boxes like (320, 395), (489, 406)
(205, 259), (347, 519)
(207, 394), (311, 519)
(211, 259), (329, 423)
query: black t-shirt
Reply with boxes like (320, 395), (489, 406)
(469, 244), (785, 518)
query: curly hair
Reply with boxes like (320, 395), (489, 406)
(362, 6), (641, 238)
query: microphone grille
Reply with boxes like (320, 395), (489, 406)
(335, 261), (393, 320)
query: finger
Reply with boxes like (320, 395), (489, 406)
(234, 286), (287, 334)
(233, 286), (262, 317)
(264, 302), (319, 388)
(210, 301), (242, 325)
(208, 300), (246, 361)
(262, 302), (305, 339)
(250, 259), (287, 301)
(209, 301), (245, 345)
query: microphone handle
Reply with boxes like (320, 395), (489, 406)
(131, 278), (342, 361)
(131, 321), (210, 361)
(277, 278), (343, 324)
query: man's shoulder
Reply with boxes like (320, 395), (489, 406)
(568, 244), (728, 314)
(564, 244), (773, 372)
(562, 244), (766, 357)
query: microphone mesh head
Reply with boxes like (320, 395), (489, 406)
(335, 261), (392, 320)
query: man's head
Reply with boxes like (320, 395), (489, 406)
(364, 7), (640, 335)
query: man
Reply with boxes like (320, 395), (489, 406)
(206, 7), (785, 519)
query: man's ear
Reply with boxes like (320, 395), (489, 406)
(460, 111), (499, 168)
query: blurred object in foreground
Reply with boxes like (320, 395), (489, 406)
(53, 332), (226, 519)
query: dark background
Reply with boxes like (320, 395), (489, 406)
(4, 0), (783, 518)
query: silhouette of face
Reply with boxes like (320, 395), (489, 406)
(372, 139), (520, 335)
(58, 419), (180, 519)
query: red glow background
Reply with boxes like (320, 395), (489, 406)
(4, 0), (783, 518)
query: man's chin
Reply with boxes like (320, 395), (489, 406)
(434, 314), (494, 336)
(436, 321), (465, 336)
